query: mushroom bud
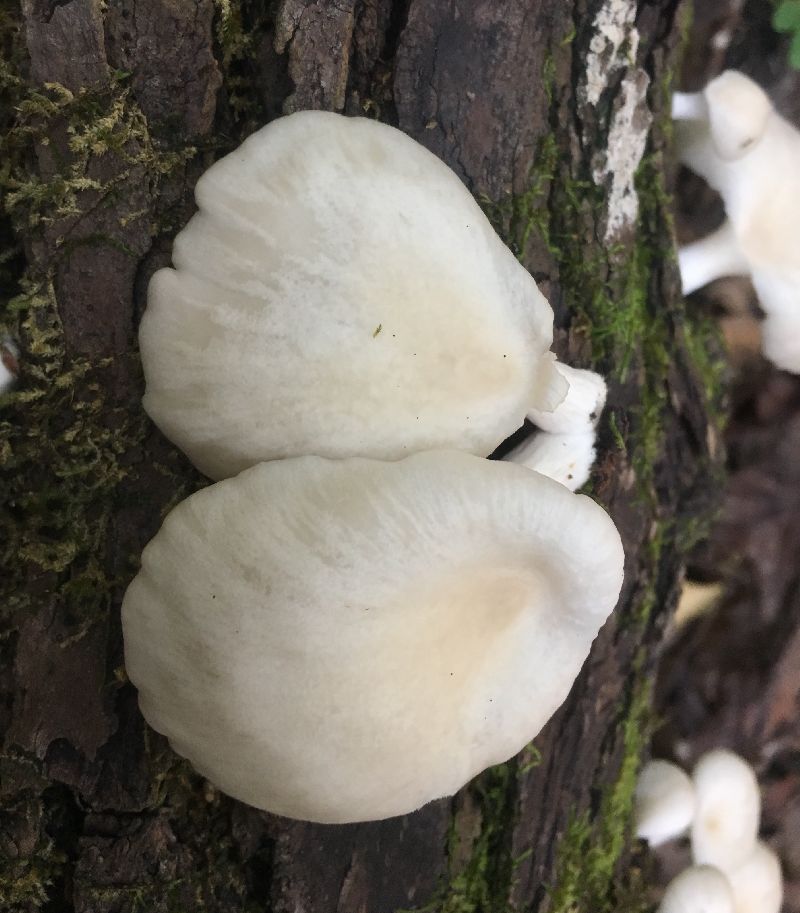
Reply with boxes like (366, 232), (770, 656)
(139, 111), (578, 481)
(658, 865), (735, 913)
(122, 450), (624, 823)
(673, 70), (800, 372)
(635, 758), (696, 846)
(691, 749), (761, 869)
(726, 841), (783, 913)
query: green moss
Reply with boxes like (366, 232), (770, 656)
(681, 311), (728, 427)
(211, 0), (274, 133)
(0, 14), (203, 628)
(0, 280), (142, 632)
(0, 852), (64, 913)
(547, 678), (653, 913)
(542, 53), (557, 106)
(481, 132), (559, 264)
(2, 78), (195, 234)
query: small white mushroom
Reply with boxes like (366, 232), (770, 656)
(635, 758), (696, 846)
(122, 450), (624, 823)
(726, 841), (783, 913)
(506, 364), (607, 491)
(140, 111), (574, 480)
(505, 429), (598, 491)
(691, 749), (761, 869)
(673, 70), (800, 372)
(658, 865), (735, 913)
(526, 363), (607, 434)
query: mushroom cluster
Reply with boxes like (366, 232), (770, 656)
(123, 112), (624, 823)
(635, 750), (783, 913)
(673, 70), (800, 373)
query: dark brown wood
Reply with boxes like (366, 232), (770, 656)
(1, 2), (722, 911)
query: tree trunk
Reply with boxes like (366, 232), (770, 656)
(0, 1), (723, 911)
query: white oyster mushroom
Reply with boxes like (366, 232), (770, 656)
(726, 841), (783, 913)
(691, 749), (761, 869)
(658, 865), (735, 913)
(122, 450), (624, 823)
(635, 759), (696, 846)
(673, 70), (800, 372)
(140, 110), (572, 481)
(507, 364), (607, 491)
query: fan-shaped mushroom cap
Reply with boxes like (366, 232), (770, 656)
(122, 450), (624, 823)
(658, 865), (735, 913)
(635, 759), (696, 846)
(726, 841), (783, 913)
(691, 749), (760, 869)
(140, 111), (566, 480)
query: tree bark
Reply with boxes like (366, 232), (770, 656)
(0, 1), (722, 911)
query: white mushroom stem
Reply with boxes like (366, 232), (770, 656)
(725, 841), (783, 913)
(635, 759), (696, 847)
(672, 90), (708, 121)
(760, 309), (800, 374)
(658, 865), (735, 913)
(505, 429), (597, 492)
(527, 363), (607, 434)
(691, 749), (761, 869)
(511, 364), (608, 491)
(679, 221), (749, 295)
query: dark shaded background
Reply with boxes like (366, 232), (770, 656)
(653, 2), (800, 909)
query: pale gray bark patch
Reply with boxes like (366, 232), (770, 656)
(275, 0), (357, 112)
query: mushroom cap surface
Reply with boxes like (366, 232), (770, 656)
(140, 111), (561, 480)
(676, 72), (800, 274)
(726, 841), (783, 913)
(122, 450), (624, 823)
(691, 749), (761, 869)
(635, 759), (696, 846)
(704, 70), (772, 161)
(658, 865), (735, 913)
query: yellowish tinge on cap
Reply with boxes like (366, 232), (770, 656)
(122, 451), (624, 823)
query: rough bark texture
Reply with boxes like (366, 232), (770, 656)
(0, 1), (723, 911)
